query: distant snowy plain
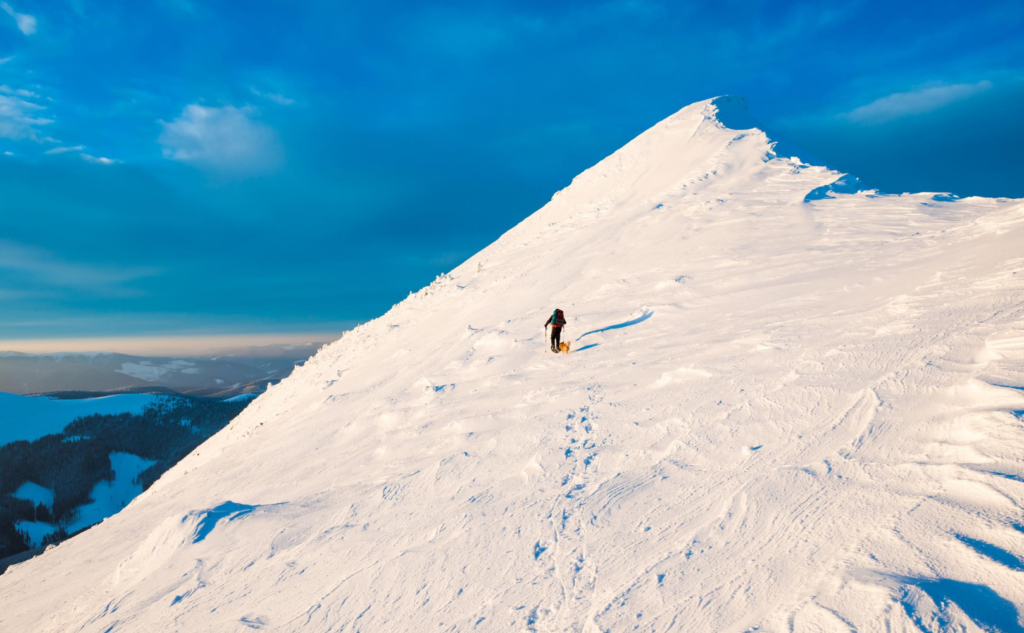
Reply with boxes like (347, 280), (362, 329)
(0, 392), (162, 445)
(2, 97), (1023, 632)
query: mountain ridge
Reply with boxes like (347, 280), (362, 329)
(0, 346), (323, 397)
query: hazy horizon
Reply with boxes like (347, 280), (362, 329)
(0, 331), (348, 357)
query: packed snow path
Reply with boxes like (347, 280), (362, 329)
(3, 97), (1024, 632)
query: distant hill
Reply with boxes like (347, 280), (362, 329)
(0, 343), (323, 569)
(0, 394), (252, 567)
(0, 391), (164, 446)
(0, 343), (324, 397)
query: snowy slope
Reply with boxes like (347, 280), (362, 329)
(3, 97), (1024, 632)
(0, 392), (162, 445)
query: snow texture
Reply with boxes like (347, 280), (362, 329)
(2, 97), (1024, 632)
(0, 392), (162, 445)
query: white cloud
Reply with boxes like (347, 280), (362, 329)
(1, 2), (36, 35)
(80, 153), (120, 165)
(43, 143), (121, 165)
(0, 84), (37, 98)
(846, 81), (993, 124)
(0, 91), (53, 141)
(0, 55), (14, 65)
(44, 144), (85, 155)
(250, 87), (295, 106)
(158, 104), (281, 174)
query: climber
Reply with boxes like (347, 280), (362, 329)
(544, 308), (567, 353)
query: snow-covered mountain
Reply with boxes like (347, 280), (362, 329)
(2, 97), (1023, 632)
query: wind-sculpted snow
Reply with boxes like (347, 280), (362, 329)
(3, 97), (1024, 632)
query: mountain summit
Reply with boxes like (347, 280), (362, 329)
(3, 97), (1024, 632)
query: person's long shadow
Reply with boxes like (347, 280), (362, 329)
(574, 310), (654, 348)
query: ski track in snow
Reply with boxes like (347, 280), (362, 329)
(3, 97), (1024, 632)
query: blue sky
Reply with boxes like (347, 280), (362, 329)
(0, 0), (1021, 353)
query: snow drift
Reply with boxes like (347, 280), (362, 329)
(2, 97), (1024, 632)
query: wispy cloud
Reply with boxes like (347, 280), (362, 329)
(0, 239), (156, 295)
(0, 55), (13, 65)
(0, 84), (37, 98)
(80, 153), (120, 165)
(845, 81), (993, 124)
(0, 89), (53, 141)
(44, 144), (85, 154)
(250, 87), (295, 106)
(1, 2), (36, 35)
(158, 103), (282, 174)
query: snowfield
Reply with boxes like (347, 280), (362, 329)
(0, 392), (163, 445)
(2, 97), (1024, 632)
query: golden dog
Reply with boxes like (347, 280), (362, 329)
(559, 342), (571, 354)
